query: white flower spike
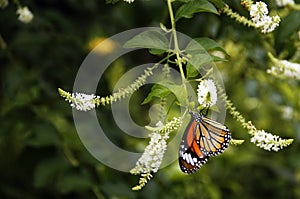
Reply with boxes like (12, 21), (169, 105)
(131, 121), (168, 174)
(250, 130), (293, 151)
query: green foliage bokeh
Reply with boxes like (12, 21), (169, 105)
(1, 0), (300, 198)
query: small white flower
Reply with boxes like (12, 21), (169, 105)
(250, 130), (289, 151)
(249, 2), (280, 34)
(0, 0), (8, 9)
(124, 0), (134, 3)
(197, 79), (217, 107)
(260, 16), (280, 33)
(276, 0), (295, 7)
(70, 92), (96, 111)
(250, 2), (269, 18)
(267, 60), (300, 79)
(16, 6), (34, 24)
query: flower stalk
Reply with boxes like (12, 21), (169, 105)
(215, 80), (293, 151)
(58, 66), (156, 110)
(222, 1), (280, 34)
(222, 5), (256, 27)
(167, 0), (188, 104)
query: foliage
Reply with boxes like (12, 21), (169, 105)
(1, 0), (300, 198)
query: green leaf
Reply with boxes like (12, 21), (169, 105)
(194, 37), (229, 58)
(187, 53), (212, 73)
(185, 40), (213, 72)
(149, 48), (166, 55)
(124, 30), (169, 51)
(142, 81), (188, 106)
(186, 62), (200, 78)
(208, 0), (226, 9)
(142, 84), (172, 104)
(160, 81), (188, 106)
(184, 37), (229, 76)
(175, 0), (218, 21)
(211, 55), (227, 62)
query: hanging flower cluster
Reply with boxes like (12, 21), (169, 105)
(131, 131), (168, 174)
(249, 2), (280, 34)
(222, 1), (281, 34)
(130, 117), (182, 190)
(215, 79), (293, 151)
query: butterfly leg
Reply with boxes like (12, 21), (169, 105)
(200, 106), (210, 117)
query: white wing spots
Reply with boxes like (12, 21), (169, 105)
(183, 153), (193, 165)
(188, 153), (194, 166)
(181, 152), (200, 166)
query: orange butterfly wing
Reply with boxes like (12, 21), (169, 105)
(179, 120), (209, 174)
(200, 116), (231, 156)
(179, 112), (231, 174)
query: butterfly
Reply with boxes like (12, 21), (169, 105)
(179, 111), (231, 174)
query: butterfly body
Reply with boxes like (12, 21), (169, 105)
(179, 112), (231, 174)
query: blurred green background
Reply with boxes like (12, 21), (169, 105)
(1, 0), (300, 198)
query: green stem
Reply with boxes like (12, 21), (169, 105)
(167, 0), (188, 104)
